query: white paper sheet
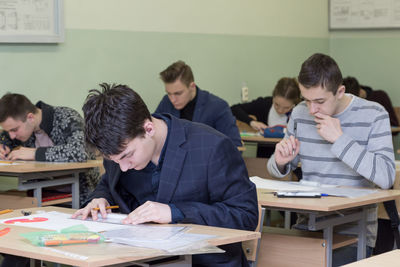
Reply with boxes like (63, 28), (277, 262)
(250, 176), (318, 191)
(0, 211), (131, 232)
(103, 229), (215, 253)
(251, 176), (378, 198)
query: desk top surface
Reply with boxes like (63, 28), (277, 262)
(343, 249), (400, 267)
(0, 207), (259, 267)
(391, 127), (400, 133)
(257, 188), (400, 212)
(241, 135), (282, 143)
(0, 160), (102, 173)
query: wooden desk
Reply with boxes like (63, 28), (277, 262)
(0, 207), (260, 267)
(343, 249), (400, 267)
(241, 135), (282, 145)
(0, 160), (102, 209)
(391, 127), (400, 133)
(257, 188), (400, 267)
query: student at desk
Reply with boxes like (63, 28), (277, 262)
(0, 93), (100, 205)
(155, 60), (242, 147)
(267, 53), (395, 266)
(72, 83), (258, 267)
(0, 93), (101, 267)
(231, 77), (301, 157)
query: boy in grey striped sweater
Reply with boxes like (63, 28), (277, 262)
(267, 53), (395, 266)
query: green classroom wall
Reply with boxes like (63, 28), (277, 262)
(330, 32), (400, 106)
(0, 30), (328, 113)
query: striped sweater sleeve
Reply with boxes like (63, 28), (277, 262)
(330, 111), (395, 189)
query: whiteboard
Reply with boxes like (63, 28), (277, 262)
(329, 0), (400, 30)
(0, 0), (64, 43)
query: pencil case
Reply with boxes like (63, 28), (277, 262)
(263, 125), (286, 138)
(38, 232), (102, 246)
(20, 225), (103, 247)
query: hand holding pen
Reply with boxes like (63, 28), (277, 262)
(275, 135), (300, 167)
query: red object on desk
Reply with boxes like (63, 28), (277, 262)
(42, 193), (72, 202)
(4, 217), (48, 224)
(0, 227), (10, 236)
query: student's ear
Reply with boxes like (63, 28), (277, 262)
(26, 112), (35, 122)
(143, 120), (155, 137)
(336, 85), (346, 99)
(188, 82), (196, 91)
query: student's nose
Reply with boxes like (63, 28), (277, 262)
(9, 132), (16, 139)
(119, 161), (129, 172)
(169, 95), (177, 104)
(309, 102), (318, 115)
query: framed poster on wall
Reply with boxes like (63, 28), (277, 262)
(329, 0), (400, 30)
(0, 0), (64, 43)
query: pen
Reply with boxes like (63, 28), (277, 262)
(292, 122), (297, 155)
(92, 205), (119, 211)
(0, 209), (13, 215)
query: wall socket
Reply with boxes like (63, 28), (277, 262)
(241, 83), (249, 102)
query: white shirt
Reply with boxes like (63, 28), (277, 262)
(267, 105), (288, 126)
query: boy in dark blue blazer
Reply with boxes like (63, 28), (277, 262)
(155, 60), (242, 147)
(73, 83), (258, 266)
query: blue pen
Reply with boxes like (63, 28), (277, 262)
(321, 193), (329, 197)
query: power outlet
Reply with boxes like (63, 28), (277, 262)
(241, 84), (249, 102)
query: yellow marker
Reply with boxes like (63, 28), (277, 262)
(0, 209), (13, 215)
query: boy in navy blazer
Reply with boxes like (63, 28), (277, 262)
(155, 60), (242, 147)
(73, 83), (258, 266)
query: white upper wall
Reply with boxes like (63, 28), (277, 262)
(65, 0), (328, 38)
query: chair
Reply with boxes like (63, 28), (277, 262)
(242, 205), (265, 267)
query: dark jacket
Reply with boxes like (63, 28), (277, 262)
(231, 97), (273, 125)
(155, 87), (242, 147)
(88, 115), (258, 266)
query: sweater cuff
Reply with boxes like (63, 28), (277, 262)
(168, 203), (184, 223)
(35, 147), (47, 161)
(267, 155), (291, 177)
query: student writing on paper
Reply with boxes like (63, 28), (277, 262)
(155, 60), (242, 147)
(231, 77), (301, 157)
(0, 93), (101, 267)
(267, 53), (395, 266)
(72, 83), (258, 267)
(0, 93), (100, 204)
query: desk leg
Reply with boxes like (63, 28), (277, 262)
(33, 187), (42, 207)
(323, 225), (333, 267)
(357, 207), (367, 260)
(284, 211), (291, 229)
(72, 172), (80, 209)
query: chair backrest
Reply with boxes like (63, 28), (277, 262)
(242, 205), (265, 264)
(243, 157), (293, 181)
(394, 107), (400, 125)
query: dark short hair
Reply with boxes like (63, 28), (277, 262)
(160, 60), (194, 87)
(82, 83), (151, 157)
(298, 53), (343, 94)
(342, 76), (360, 96)
(272, 77), (301, 105)
(0, 93), (37, 123)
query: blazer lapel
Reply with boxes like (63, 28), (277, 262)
(157, 116), (187, 203)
